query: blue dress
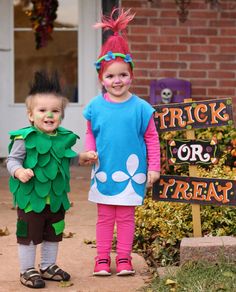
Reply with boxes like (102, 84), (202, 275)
(83, 94), (155, 206)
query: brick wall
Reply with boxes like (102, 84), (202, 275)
(121, 0), (236, 122)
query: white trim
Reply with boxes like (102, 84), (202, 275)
(78, 0), (101, 105)
(14, 28), (78, 32)
(10, 0), (14, 105)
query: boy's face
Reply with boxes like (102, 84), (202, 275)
(28, 94), (63, 134)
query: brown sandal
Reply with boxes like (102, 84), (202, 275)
(20, 268), (45, 289)
(40, 264), (70, 281)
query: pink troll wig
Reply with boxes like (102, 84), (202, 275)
(94, 8), (135, 79)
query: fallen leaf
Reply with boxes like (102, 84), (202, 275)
(84, 239), (96, 245)
(63, 232), (75, 238)
(214, 283), (227, 291)
(222, 271), (235, 278)
(0, 227), (10, 236)
(165, 279), (177, 286)
(59, 281), (74, 287)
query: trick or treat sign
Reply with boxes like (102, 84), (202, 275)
(154, 98), (234, 132)
(153, 175), (236, 206)
(167, 138), (219, 165)
(152, 97), (235, 207)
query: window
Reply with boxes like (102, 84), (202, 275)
(14, 0), (78, 103)
(102, 0), (119, 43)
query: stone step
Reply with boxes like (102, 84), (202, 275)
(180, 236), (236, 265)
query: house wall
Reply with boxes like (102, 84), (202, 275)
(122, 0), (236, 122)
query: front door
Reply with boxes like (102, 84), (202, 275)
(0, 0), (101, 157)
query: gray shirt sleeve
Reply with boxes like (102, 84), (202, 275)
(6, 139), (26, 177)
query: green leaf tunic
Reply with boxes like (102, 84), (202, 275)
(8, 126), (79, 213)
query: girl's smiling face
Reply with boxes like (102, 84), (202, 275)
(101, 61), (132, 102)
(28, 94), (63, 134)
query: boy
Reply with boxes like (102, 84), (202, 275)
(7, 70), (97, 288)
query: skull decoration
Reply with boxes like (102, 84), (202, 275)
(161, 88), (173, 104)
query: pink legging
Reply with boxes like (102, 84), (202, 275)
(96, 204), (135, 258)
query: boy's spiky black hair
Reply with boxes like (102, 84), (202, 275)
(29, 70), (62, 95)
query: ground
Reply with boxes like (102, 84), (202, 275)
(0, 164), (150, 292)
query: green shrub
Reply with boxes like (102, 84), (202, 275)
(134, 198), (192, 268)
(134, 196), (236, 269)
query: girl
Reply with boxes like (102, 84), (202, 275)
(83, 9), (160, 276)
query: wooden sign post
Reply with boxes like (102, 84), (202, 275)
(185, 99), (201, 237)
(153, 98), (235, 237)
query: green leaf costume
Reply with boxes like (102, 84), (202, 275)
(8, 126), (79, 213)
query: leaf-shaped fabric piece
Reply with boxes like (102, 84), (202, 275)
(58, 164), (66, 180)
(15, 188), (31, 210)
(24, 148), (38, 168)
(9, 127), (29, 138)
(35, 179), (51, 198)
(9, 176), (20, 193)
(62, 193), (71, 211)
(18, 178), (34, 195)
(43, 157), (58, 180)
(64, 149), (77, 158)
(50, 191), (62, 213)
(9, 126), (35, 140)
(36, 134), (52, 154)
(54, 145), (65, 158)
(57, 126), (79, 136)
(30, 193), (46, 213)
(52, 172), (65, 196)
(65, 179), (70, 192)
(12, 194), (17, 207)
(50, 149), (61, 164)
(61, 158), (70, 178)
(25, 132), (37, 149)
(34, 166), (49, 183)
(51, 136), (65, 158)
(9, 127), (35, 152)
(8, 126), (78, 213)
(38, 152), (51, 167)
(60, 131), (78, 148)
